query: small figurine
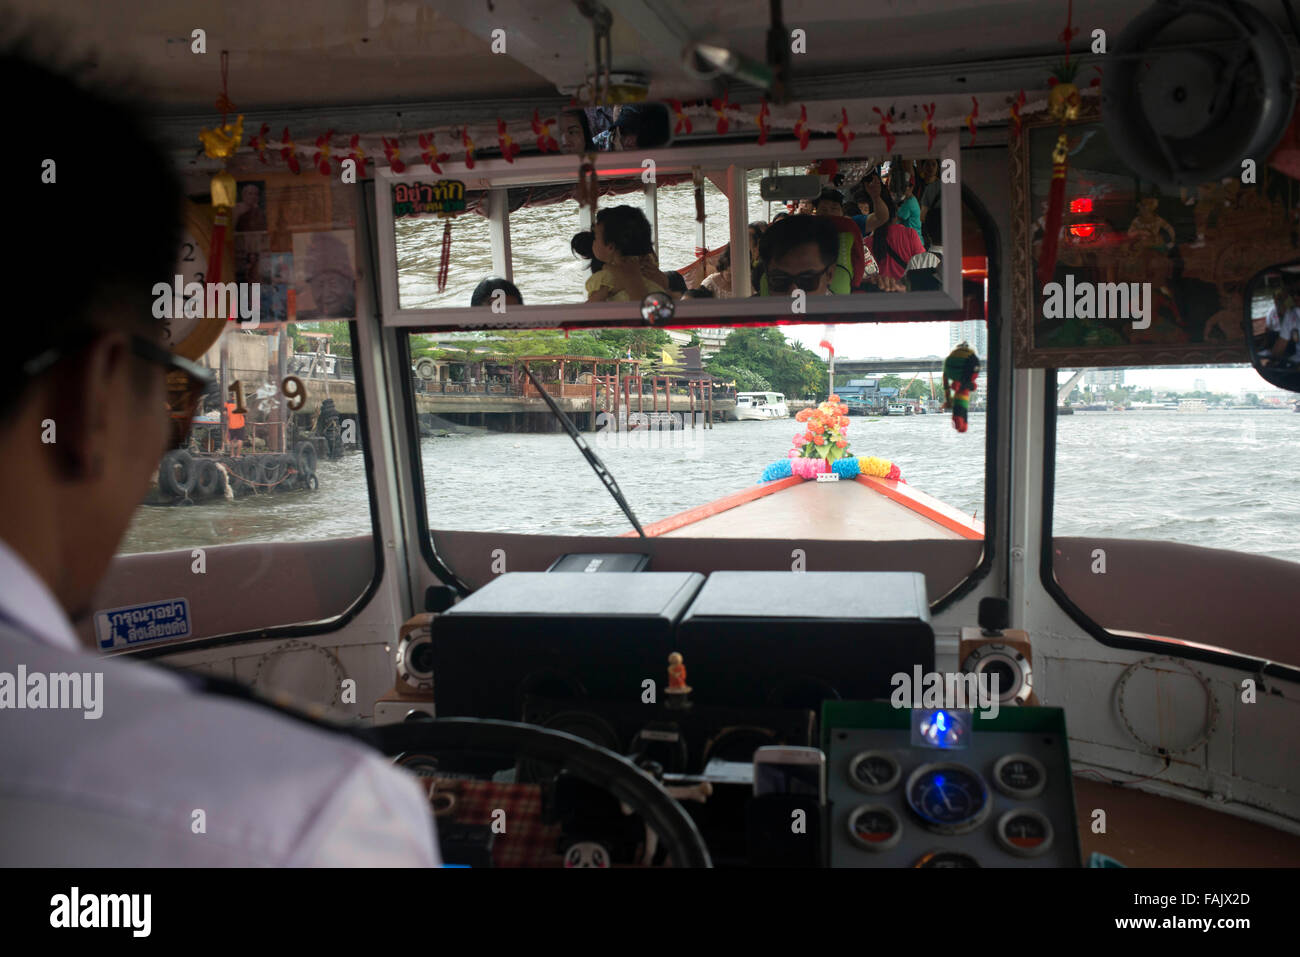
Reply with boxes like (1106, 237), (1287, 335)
(666, 652), (691, 694)
(941, 343), (980, 433)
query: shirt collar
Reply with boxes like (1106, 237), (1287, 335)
(0, 536), (82, 652)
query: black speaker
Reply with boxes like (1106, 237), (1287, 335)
(431, 572), (705, 719)
(675, 571), (934, 710)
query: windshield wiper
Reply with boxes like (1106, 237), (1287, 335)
(521, 363), (645, 537)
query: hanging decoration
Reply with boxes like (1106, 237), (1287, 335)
(279, 127), (301, 174)
(346, 134), (369, 177)
(575, 155), (599, 217)
(964, 97), (979, 146)
(668, 98), (694, 135)
(497, 118), (521, 162)
(312, 129), (334, 176)
(835, 107), (855, 154)
(197, 50), (242, 323)
(872, 106), (896, 153)
(248, 123), (271, 164)
(793, 104), (811, 149)
(1038, 0), (1086, 287)
(711, 91), (734, 134)
(437, 218), (454, 292)
(1008, 90), (1027, 140)
(419, 132), (449, 174)
(381, 137), (406, 174)
(531, 109), (559, 153)
(921, 102), (937, 152)
(692, 165), (705, 223)
(462, 126), (476, 169)
(941, 342), (980, 433)
(756, 98), (771, 145)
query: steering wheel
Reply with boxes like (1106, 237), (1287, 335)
(366, 718), (713, 868)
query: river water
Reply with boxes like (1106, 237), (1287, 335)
(120, 409), (1300, 565)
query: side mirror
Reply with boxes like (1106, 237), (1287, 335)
(1244, 260), (1300, 393)
(558, 103), (674, 154)
(759, 174), (822, 201)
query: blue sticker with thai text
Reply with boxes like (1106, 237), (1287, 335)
(95, 598), (191, 650)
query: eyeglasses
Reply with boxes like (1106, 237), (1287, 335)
(767, 268), (830, 293)
(22, 333), (215, 452)
(129, 337), (215, 451)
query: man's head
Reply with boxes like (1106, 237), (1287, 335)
(470, 276), (523, 307)
(814, 188), (844, 218)
(4, 29), (189, 624)
(758, 215), (839, 295)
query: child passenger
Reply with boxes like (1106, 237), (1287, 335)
(572, 205), (672, 302)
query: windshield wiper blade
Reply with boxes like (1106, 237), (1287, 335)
(521, 363), (645, 537)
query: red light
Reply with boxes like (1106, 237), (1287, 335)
(1069, 198), (1093, 213)
(1069, 223), (1101, 238)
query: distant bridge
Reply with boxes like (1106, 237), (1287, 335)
(834, 358), (946, 375)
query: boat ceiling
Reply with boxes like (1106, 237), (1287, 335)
(20, 0), (1297, 119)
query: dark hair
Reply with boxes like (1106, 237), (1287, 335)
(470, 276), (523, 306)
(613, 104), (669, 147)
(758, 215), (839, 270)
(816, 187), (844, 207)
(594, 205), (654, 257)
(716, 247), (731, 272)
(843, 202), (862, 217)
(9, 24), (182, 399)
(667, 270), (687, 294)
(571, 230), (603, 274)
(562, 109), (594, 152)
(771, 211), (791, 222)
(685, 287), (714, 298)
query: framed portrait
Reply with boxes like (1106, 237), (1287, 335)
(1010, 101), (1300, 367)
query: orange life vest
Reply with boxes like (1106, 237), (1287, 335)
(226, 402), (245, 430)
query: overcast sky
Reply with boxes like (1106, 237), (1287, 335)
(775, 323), (1282, 395)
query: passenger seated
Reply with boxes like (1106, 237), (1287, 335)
(757, 215), (839, 296)
(700, 247), (733, 298)
(470, 276), (523, 307)
(573, 205), (672, 302)
(666, 270), (687, 299)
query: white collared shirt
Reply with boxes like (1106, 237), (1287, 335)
(0, 537), (441, 866)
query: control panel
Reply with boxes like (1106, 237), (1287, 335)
(824, 702), (1081, 868)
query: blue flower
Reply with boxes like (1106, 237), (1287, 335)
(759, 459), (793, 483)
(832, 457), (860, 479)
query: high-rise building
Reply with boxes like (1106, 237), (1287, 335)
(1083, 368), (1125, 387)
(948, 319), (987, 358)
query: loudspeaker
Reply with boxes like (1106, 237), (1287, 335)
(959, 626), (1037, 706)
(430, 572), (705, 719)
(675, 571), (934, 710)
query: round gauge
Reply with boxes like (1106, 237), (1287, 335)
(847, 750), (902, 794)
(846, 804), (903, 852)
(996, 809), (1054, 857)
(992, 753), (1047, 799)
(166, 199), (231, 360)
(905, 762), (991, 835)
(913, 850), (981, 868)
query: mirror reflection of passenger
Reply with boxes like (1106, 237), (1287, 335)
(470, 276), (523, 307)
(299, 234), (356, 319)
(864, 180), (925, 293)
(1263, 280), (1300, 364)
(814, 187), (844, 218)
(666, 270), (687, 300)
(795, 198), (816, 215)
(700, 247), (733, 298)
(573, 206), (671, 302)
(558, 110), (592, 154)
(758, 215), (839, 296)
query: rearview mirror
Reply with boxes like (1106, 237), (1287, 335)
(559, 103), (674, 154)
(759, 174), (822, 201)
(1244, 260), (1300, 393)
